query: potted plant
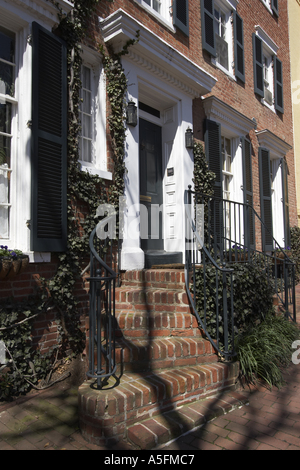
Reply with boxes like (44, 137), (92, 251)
(0, 245), (29, 280)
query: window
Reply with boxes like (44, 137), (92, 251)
(201, 0), (244, 81)
(0, 26), (15, 240)
(253, 28), (283, 113)
(78, 54), (110, 179)
(79, 66), (93, 164)
(222, 136), (232, 199)
(263, 54), (273, 106)
(260, 0), (279, 16)
(143, 0), (161, 14)
(214, 7), (228, 70)
(135, 0), (172, 25)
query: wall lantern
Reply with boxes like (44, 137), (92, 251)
(185, 127), (194, 149)
(126, 101), (138, 127)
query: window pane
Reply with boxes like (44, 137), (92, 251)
(153, 0), (161, 13)
(0, 28), (15, 98)
(82, 89), (91, 114)
(82, 66), (91, 90)
(0, 28), (15, 63)
(0, 102), (12, 135)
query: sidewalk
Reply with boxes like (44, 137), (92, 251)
(0, 360), (300, 450)
(1, 283), (300, 451)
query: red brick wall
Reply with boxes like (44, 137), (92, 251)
(92, 0), (297, 228)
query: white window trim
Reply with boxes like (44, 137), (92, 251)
(211, 0), (236, 80)
(79, 46), (111, 181)
(133, 0), (174, 31)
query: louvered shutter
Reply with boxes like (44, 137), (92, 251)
(271, 0), (279, 17)
(242, 137), (255, 249)
(253, 33), (264, 98)
(201, 0), (216, 57)
(31, 22), (67, 252)
(259, 147), (273, 251)
(281, 158), (290, 248)
(234, 12), (245, 83)
(274, 57), (284, 113)
(204, 119), (222, 250)
(173, 0), (189, 36)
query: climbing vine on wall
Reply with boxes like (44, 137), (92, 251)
(0, 0), (139, 398)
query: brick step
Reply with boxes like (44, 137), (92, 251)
(120, 268), (186, 291)
(78, 361), (240, 448)
(115, 286), (191, 313)
(115, 310), (198, 338)
(127, 389), (249, 450)
(87, 336), (219, 375)
(115, 336), (219, 372)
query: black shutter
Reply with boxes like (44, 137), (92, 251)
(204, 119), (222, 250)
(271, 0), (279, 17)
(281, 158), (290, 248)
(234, 12), (245, 83)
(259, 147), (273, 251)
(253, 33), (264, 98)
(274, 57), (284, 113)
(31, 22), (67, 252)
(242, 137), (255, 249)
(201, 0), (216, 57)
(173, 0), (189, 36)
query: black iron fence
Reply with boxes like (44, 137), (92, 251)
(185, 188), (296, 360)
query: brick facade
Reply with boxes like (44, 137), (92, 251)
(0, 0), (296, 374)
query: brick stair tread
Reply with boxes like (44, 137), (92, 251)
(115, 310), (198, 335)
(120, 269), (186, 291)
(113, 336), (219, 371)
(115, 286), (190, 311)
(126, 389), (249, 450)
(78, 362), (240, 448)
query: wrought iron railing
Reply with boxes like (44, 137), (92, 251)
(87, 218), (118, 389)
(185, 188), (296, 360)
(185, 189), (236, 359)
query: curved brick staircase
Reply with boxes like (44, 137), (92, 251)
(78, 268), (242, 449)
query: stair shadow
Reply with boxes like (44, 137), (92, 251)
(103, 270), (238, 449)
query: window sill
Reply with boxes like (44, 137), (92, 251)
(80, 163), (113, 181)
(26, 252), (51, 263)
(261, 98), (276, 113)
(211, 59), (236, 82)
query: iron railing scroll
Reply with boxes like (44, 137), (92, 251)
(87, 217), (118, 389)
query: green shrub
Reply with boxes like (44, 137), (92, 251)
(235, 313), (300, 388)
(194, 261), (274, 346)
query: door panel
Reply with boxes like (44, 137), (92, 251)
(139, 118), (163, 251)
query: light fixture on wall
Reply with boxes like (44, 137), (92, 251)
(126, 101), (138, 127)
(185, 127), (194, 149)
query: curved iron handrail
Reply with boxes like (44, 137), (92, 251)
(87, 217), (118, 389)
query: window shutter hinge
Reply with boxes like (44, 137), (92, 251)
(27, 34), (33, 46)
(27, 120), (32, 129)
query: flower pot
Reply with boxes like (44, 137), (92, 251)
(18, 255), (29, 274)
(0, 257), (13, 280)
(6, 257), (22, 280)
